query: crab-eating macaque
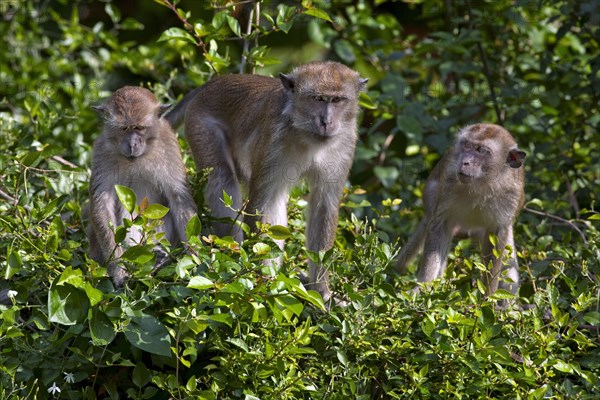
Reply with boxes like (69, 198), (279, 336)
(88, 86), (197, 287)
(396, 124), (526, 296)
(167, 61), (368, 302)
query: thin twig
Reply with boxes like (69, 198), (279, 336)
(564, 179), (581, 218)
(523, 206), (588, 244)
(253, 1), (260, 74)
(160, 0), (216, 73)
(51, 155), (79, 169)
(239, 1), (255, 74)
(465, 2), (503, 124)
(0, 188), (16, 204)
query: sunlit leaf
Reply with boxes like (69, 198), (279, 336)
(157, 27), (196, 45)
(188, 276), (214, 290)
(143, 203), (169, 219)
(115, 185), (136, 214)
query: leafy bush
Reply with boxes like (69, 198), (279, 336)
(0, 0), (598, 398)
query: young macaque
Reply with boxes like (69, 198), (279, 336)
(88, 86), (197, 286)
(167, 61), (368, 302)
(396, 123), (526, 296)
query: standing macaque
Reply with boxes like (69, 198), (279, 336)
(167, 61), (367, 302)
(396, 124), (526, 296)
(88, 86), (197, 286)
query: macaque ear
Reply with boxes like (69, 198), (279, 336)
(92, 105), (109, 119)
(507, 148), (526, 168)
(158, 104), (172, 119)
(279, 73), (296, 92)
(358, 77), (369, 91)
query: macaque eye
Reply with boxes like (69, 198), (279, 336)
(135, 126), (146, 131)
(120, 126), (128, 131)
(476, 145), (491, 154)
(331, 97), (343, 103)
(311, 95), (326, 102)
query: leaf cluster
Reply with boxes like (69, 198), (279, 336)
(0, 0), (598, 398)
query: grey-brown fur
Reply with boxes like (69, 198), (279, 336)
(88, 86), (197, 286)
(397, 123), (526, 296)
(167, 62), (367, 302)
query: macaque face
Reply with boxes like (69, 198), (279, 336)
(299, 93), (349, 137)
(112, 124), (153, 159)
(281, 62), (365, 139)
(99, 88), (162, 160)
(453, 124), (525, 184)
(456, 139), (493, 181)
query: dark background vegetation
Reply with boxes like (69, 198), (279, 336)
(0, 0), (598, 398)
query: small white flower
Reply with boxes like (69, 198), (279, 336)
(7, 290), (17, 299)
(64, 372), (75, 383)
(48, 382), (61, 394)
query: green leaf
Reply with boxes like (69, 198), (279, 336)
(121, 17), (144, 30)
(83, 283), (103, 306)
(124, 315), (172, 357)
(274, 294), (303, 317)
(56, 266), (84, 287)
(5, 250), (22, 279)
(396, 115), (423, 135)
(226, 15), (241, 37)
(333, 39), (355, 63)
(553, 360), (575, 373)
(528, 385), (548, 400)
(205, 313), (233, 327)
(227, 338), (249, 352)
(48, 282), (90, 325)
(489, 289), (516, 300)
(194, 22), (209, 38)
(222, 190), (233, 207)
(303, 290), (326, 311)
(115, 185), (136, 214)
(121, 246), (154, 264)
(186, 214), (202, 238)
(222, 281), (246, 295)
(188, 276), (214, 290)
(212, 11), (228, 30)
(359, 92), (377, 110)
(336, 350), (348, 367)
(143, 203), (169, 219)
(89, 307), (116, 346)
(132, 362), (151, 388)
(105, 3), (121, 24)
(267, 225), (292, 240)
(304, 7), (332, 22)
(157, 27), (196, 45)
(252, 242), (271, 256)
(583, 311), (600, 325)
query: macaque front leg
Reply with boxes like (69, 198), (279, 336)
(305, 177), (345, 303)
(482, 226), (519, 295)
(246, 167), (290, 267)
(169, 189), (198, 244)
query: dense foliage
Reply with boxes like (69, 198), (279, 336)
(0, 0), (598, 398)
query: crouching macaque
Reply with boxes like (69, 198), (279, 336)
(88, 86), (197, 286)
(167, 61), (368, 302)
(396, 124), (526, 296)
